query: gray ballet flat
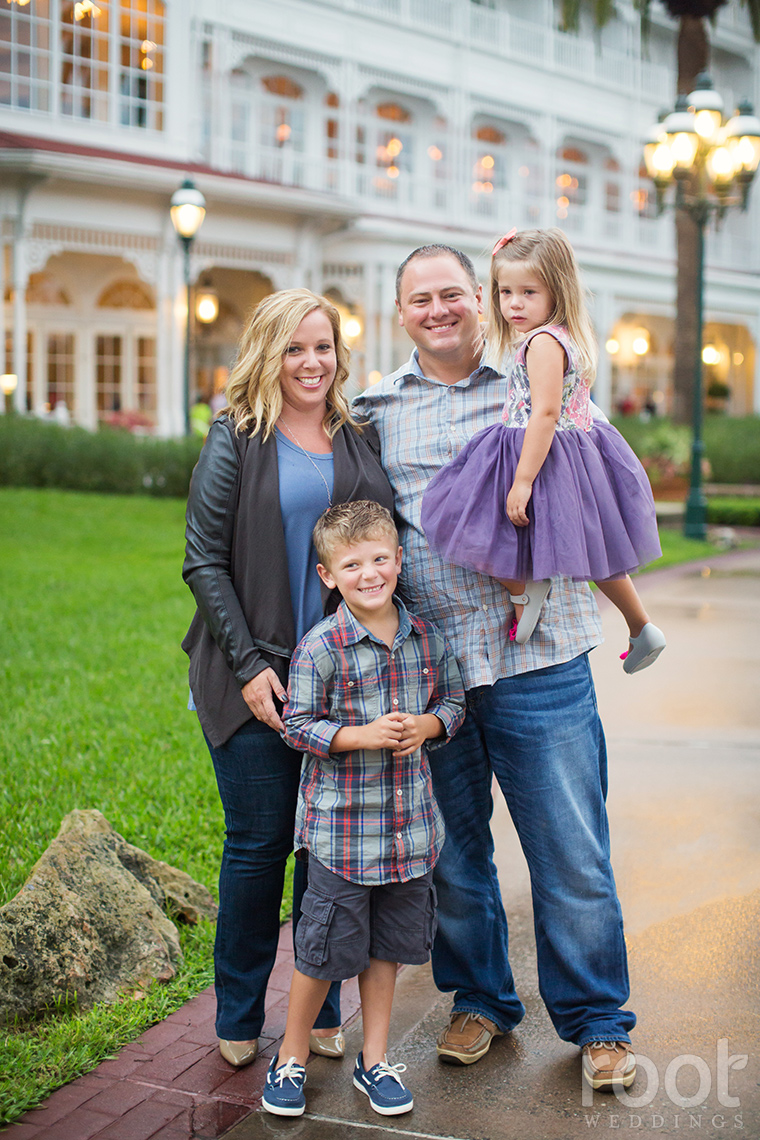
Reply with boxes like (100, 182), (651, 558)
(510, 579), (552, 644)
(308, 1029), (345, 1058)
(219, 1038), (259, 1067)
(621, 623), (666, 674)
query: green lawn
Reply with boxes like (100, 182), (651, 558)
(0, 488), (293, 1124)
(0, 487), (745, 1123)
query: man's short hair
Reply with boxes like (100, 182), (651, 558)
(313, 500), (398, 567)
(395, 244), (479, 301)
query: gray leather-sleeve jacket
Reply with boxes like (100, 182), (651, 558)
(181, 415), (395, 747)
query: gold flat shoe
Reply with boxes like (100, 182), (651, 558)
(219, 1038), (259, 1067)
(308, 1029), (345, 1058)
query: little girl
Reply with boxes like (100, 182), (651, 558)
(421, 227), (666, 673)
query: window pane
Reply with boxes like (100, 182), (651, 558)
(47, 334), (76, 415)
(96, 334), (123, 415)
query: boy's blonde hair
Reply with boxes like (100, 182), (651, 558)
(225, 288), (362, 438)
(487, 228), (598, 385)
(313, 501), (398, 568)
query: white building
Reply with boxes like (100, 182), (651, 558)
(1, 0), (759, 435)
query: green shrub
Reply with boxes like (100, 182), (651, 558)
(706, 497), (760, 527)
(611, 414), (760, 485)
(0, 415), (203, 498)
(702, 417), (760, 484)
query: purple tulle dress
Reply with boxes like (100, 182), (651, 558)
(421, 325), (661, 583)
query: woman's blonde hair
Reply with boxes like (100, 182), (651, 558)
(224, 288), (361, 437)
(487, 228), (598, 384)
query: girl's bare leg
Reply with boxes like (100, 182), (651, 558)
(596, 575), (650, 639)
(358, 958), (397, 1070)
(278, 970), (332, 1066)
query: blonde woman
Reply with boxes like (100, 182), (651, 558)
(182, 289), (394, 1069)
(421, 228), (665, 671)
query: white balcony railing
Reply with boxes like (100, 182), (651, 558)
(214, 130), (760, 271)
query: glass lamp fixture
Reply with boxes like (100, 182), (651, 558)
(687, 73), (724, 144)
(343, 316), (362, 340)
(632, 328), (650, 356)
(663, 95), (699, 174)
(1, 373), (18, 396)
(705, 142), (735, 203)
(196, 291), (219, 324)
(643, 118), (672, 183)
(724, 101), (760, 206)
(170, 179), (206, 241)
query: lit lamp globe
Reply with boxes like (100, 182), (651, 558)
(687, 73), (724, 145)
(663, 95), (699, 175)
(196, 291), (219, 324)
(1, 373), (18, 396)
(724, 101), (760, 206)
(632, 330), (650, 357)
(343, 316), (362, 341)
(170, 179), (206, 242)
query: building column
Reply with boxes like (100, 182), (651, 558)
(12, 224), (28, 414)
(156, 242), (182, 437)
(591, 287), (614, 417)
(378, 263), (396, 379)
(363, 260), (379, 380)
(78, 328), (96, 430)
(753, 311), (760, 415)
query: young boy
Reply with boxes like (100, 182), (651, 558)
(262, 500), (465, 1118)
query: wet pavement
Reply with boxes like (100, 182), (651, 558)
(14, 546), (760, 1140)
(228, 547), (760, 1140)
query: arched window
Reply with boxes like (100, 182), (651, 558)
(555, 145), (588, 220)
(26, 274), (71, 306)
(374, 101), (413, 180)
(472, 122), (507, 200)
(97, 279), (154, 309)
(632, 162), (657, 219)
(326, 91), (339, 159)
(604, 156), (621, 214)
(260, 73), (305, 150)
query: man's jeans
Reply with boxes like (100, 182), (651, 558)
(430, 653), (636, 1047)
(205, 718), (341, 1040)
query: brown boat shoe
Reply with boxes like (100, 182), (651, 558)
(582, 1040), (636, 1091)
(436, 1011), (504, 1065)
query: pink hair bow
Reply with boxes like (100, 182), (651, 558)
(491, 228), (517, 257)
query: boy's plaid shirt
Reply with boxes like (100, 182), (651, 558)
(282, 598), (465, 885)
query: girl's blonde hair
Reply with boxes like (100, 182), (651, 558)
(487, 228), (598, 385)
(224, 288), (360, 438)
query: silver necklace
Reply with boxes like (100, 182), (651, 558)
(278, 418), (333, 507)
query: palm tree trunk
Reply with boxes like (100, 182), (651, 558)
(672, 16), (709, 423)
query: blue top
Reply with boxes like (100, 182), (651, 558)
(275, 427), (335, 643)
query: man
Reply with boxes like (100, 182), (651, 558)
(353, 244), (636, 1093)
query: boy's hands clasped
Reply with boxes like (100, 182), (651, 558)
(331, 711), (444, 757)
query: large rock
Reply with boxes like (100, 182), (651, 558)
(0, 809), (217, 1024)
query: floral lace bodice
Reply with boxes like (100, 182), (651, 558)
(500, 324), (592, 433)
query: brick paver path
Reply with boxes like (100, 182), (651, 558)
(11, 922), (361, 1140)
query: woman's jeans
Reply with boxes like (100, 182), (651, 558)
(430, 653), (636, 1047)
(205, 717), (341, 1040)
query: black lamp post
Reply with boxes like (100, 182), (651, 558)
(643, 75), (760, 539)
(170, 178), (206, 435)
